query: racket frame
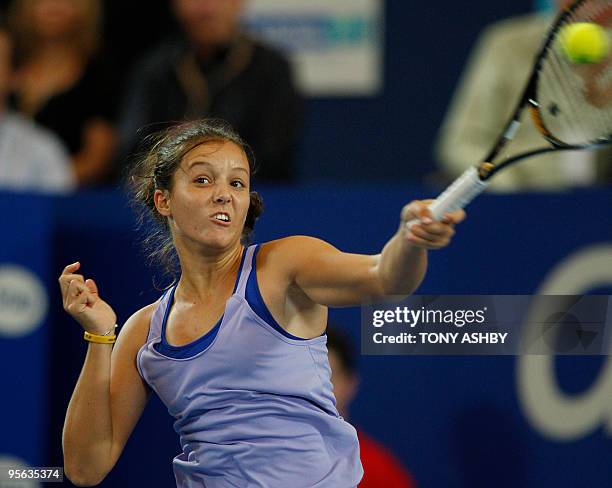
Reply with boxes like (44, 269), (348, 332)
(480, 0), (611, 180)
(416, 0), (611, 223)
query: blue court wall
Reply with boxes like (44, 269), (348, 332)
(0, 194), (53, 469)
(1, 185), (611, 487)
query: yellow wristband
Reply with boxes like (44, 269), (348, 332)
(84, 330), (117, 344)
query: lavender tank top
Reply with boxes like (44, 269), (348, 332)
(137, 244), (363, 487)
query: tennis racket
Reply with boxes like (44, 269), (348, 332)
(423, 0), (612, 221)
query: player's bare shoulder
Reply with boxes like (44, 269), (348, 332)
(260, 236), (330, 262)
(257, 235), (324, 277)
(115, 301), (158, 353)
(258, 236), (339, 296)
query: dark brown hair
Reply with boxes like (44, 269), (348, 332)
(126, 119), (264, 289)
(326, 326), (357, 375)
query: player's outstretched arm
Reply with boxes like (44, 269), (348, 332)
(377, 200), (465, 296)
(59, 262), (153, 486)
(274, 200), (464, 307)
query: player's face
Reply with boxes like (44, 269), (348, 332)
(166, 140), (251, 251)
(173, 0), (244, 47)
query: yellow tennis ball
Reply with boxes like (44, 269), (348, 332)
(561, 22), (610, 64)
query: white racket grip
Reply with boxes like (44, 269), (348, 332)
(405, 167), (487, 229)
(428, 167), (488, 219)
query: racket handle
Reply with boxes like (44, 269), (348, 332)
(406, 167), (488, 228)
(429, 166), (488, 219)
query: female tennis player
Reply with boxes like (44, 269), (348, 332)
(59, 119), (465, 487)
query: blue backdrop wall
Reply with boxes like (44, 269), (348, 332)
(1, 186), (610, 487)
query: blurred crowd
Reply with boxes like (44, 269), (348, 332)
(0, 0), (302, 194)
(0, 0), (609, 195)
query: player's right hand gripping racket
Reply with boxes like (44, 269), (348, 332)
(425, 0), (612, 221)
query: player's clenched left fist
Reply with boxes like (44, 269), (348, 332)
(399, 200), (466, 250)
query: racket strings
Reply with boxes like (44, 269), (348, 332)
(548, 45), (592, 142)
(574, 2), (610, 132)
(554, 38), (608, 141)
(538, 0), (612, 145)
(582, 0), (612, 131)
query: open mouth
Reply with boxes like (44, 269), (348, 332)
(212, 212), (231, 223)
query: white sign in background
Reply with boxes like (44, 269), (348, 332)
(0, 265), (48, 338)
(518, 245), (612, 440)
(242, 0), (384, 97)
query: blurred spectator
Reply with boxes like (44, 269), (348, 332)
(435, 1), (612, 191)
(118, 0), (302, 182)
(7, 0), (118, 187)
(0, 16), (74, 194)
(326, 326), (417, 488)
